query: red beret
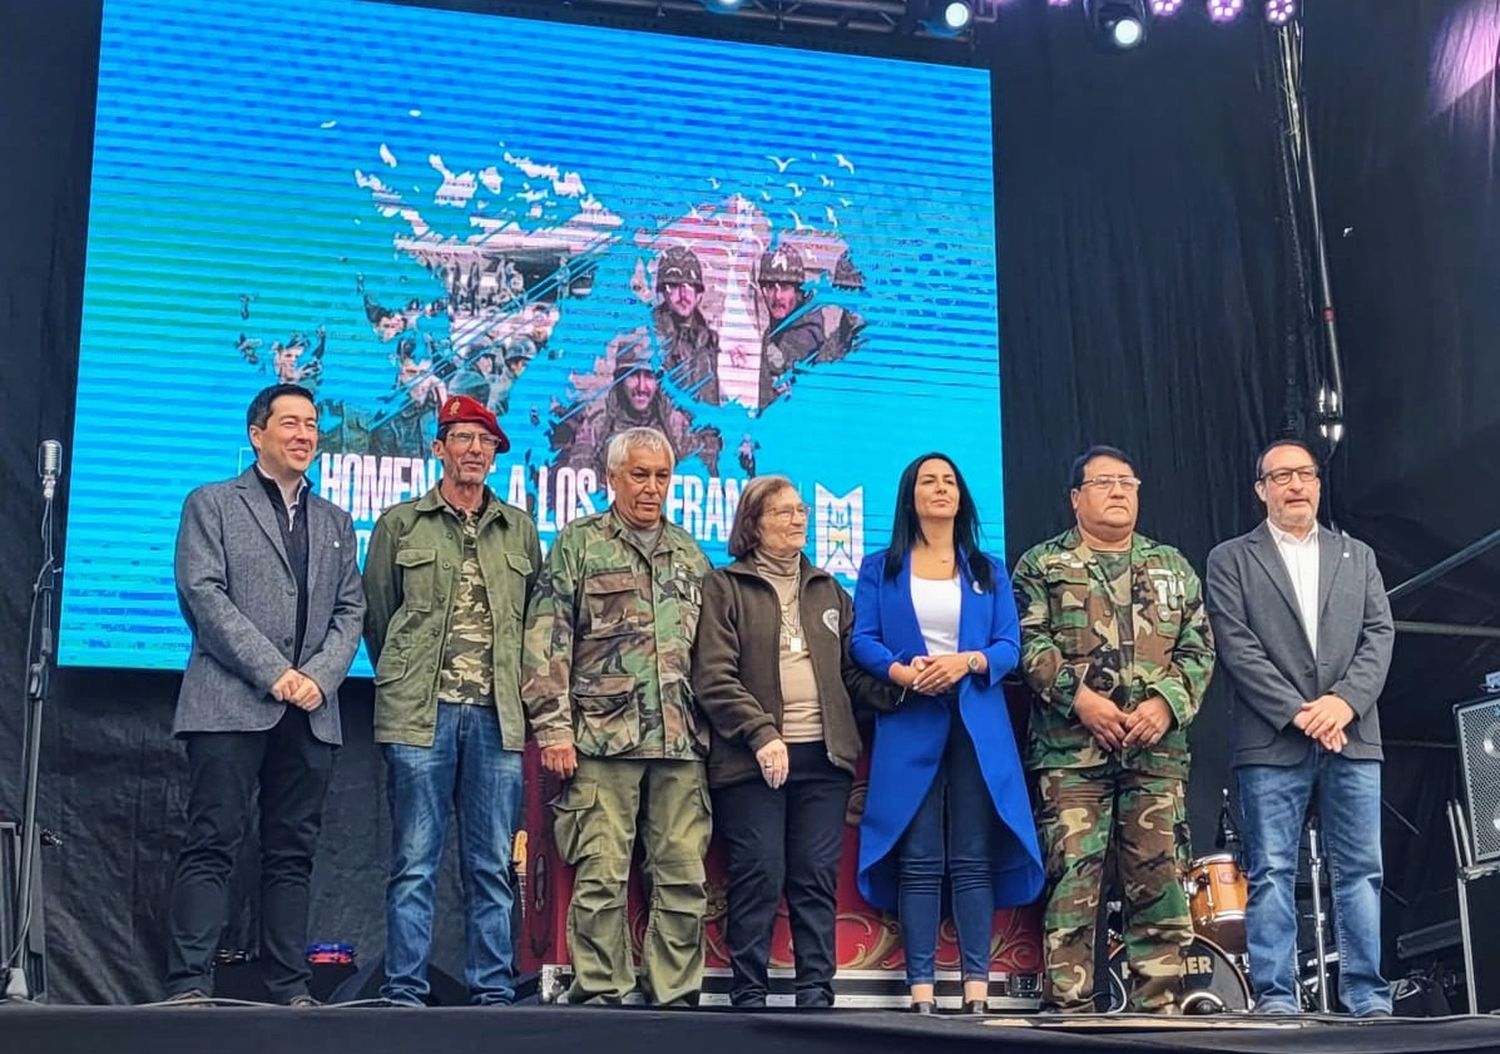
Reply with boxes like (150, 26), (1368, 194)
(439, 395), (510, 452)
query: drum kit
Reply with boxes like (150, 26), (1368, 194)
(1100, 795), (1339, 1015)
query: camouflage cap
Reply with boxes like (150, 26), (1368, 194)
(656, 245), (705, 291)
(758, 246), (806, 286)
(612, 337), (659, 377)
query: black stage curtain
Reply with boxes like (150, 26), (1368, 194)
(1, 0), (1495, 1003)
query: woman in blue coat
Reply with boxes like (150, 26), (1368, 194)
(852, 453), (1044, 1014)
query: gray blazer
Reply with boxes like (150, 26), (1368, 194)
(1205, 522), (1394, 768)
(173, 468), (366, 746)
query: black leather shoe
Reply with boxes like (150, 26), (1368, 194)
(910, 1000), (935, 1014)
(962, 1000), (989, 1014)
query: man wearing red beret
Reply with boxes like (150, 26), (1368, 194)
(363, 394), (542, 1006)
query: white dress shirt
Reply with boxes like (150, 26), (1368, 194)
(1267, 519), (1320, 658)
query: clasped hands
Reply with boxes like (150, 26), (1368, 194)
(889, 652), (985, 697)
(1074, 685), (1173, 751)
(1293, 694), (1355, 752)
(270, 668), (324, 712)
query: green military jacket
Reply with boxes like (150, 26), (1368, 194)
(522, 508), (711, 761)
(1012, 527), (1215, 780)
(363, 485), (541, 750)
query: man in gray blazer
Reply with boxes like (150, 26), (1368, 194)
(1205, 438), (1394, 1017)
(164, 383), (365, 1006)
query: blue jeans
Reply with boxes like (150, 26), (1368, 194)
(898, 716), (995, 986)
(382, 704), (524, 1006)
(1238, 752), (1389, 1016)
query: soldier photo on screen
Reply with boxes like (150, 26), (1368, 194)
(754, 246), (864, 414)
(651, 244), (723, 406)
(548, 334), (723, 480)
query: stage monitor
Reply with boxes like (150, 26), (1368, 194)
(60, 0), (1004, 672)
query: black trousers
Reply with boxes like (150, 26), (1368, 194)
(712, 742), (851, 1008)
(164, 707), (334, 1002)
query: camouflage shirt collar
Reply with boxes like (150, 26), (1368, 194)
(605, 507), (693, 556)
(1059, 526), (1159, 561)
(414, 483), (510, 526)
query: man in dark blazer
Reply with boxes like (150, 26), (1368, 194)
(163, 383), (365, 1006)
(1205, 438), (1394, 1017)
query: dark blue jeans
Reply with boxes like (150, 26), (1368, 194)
(898, 716), (995, 986)
(1238, 751), (1389, 1016)
(382, 703), (524, 1006)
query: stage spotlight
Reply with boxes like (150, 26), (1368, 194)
(1048, 0), (1074, 7)
(1264, 0), (1296, 24)
(1149, 0), (1182, 15)
(1207, 0), (1245, 22)
(700, 0), (745, 11)
(1084, 0), (1148, 51)
(943, 1), (973, 29)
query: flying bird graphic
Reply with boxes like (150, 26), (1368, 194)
(767, 155), (797, 172)
(785, 182), (805, 198)
(834, 153), (856, 173)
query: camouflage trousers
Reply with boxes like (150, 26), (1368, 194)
(552, 756), (712, 1005)
(1035, 766), (1193, 1013)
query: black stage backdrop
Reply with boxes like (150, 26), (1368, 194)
(0, 0), (1494, 1004)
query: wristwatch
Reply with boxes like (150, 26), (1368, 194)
(966, 652), (981, 674)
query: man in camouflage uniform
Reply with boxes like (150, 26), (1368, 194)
(755, 246), (863, 412)
(522, 426), (712, 1006)
(1012, 445), (1215, 1013)
(363, 394), (542, 1006)
(652, 245), (722, 406)
(553, 336), (723, 479)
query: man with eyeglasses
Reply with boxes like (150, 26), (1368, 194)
(1012, 445), (1215, 1013)
(1205, 438), (1394, 1017)
(363, 394), (542, 1006)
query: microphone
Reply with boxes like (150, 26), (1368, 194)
(38, 440), (63, 502)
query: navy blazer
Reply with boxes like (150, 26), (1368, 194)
(850, 549), (1044, 911)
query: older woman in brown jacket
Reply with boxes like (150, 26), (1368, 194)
(692, 474), (895, 1009)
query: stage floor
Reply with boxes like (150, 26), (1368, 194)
(4, 1005), (1500, 1054)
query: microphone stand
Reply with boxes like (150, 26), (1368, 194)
(3, 475), (59, 1001)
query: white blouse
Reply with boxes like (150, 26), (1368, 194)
(910, 574), (962, 657)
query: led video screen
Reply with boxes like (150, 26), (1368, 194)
(60, 0), (1004, 670)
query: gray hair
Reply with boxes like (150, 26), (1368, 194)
(605, 427), (675, 475)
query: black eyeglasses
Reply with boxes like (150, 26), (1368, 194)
(1260, 466), (1319, 486)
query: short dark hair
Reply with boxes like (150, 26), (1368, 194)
(1254, 437), (1320, 480)
(246, 384), (315, 431)
(727, 475), (797, 560)
(1069, 445), (1137, 490)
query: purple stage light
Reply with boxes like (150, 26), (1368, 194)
(1264, 0), (1296, 25)
(1048, 0), (1072, 7)
(1208, 0), (1244, 22)
(1149, 0), (1183, 15)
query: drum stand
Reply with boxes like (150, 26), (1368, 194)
(1305, 813), (1331, 1013)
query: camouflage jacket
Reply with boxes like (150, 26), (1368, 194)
(1012, 528), (1215, 779)
(653, 304), (721, 406)
(363, 486), (541, 750)
(522, 508), (711, 760)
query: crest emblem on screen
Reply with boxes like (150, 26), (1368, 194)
(814, 485), (863, 578)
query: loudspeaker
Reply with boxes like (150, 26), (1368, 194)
(0, 819), (46, 1000)
(1454, 694), (1500, 863)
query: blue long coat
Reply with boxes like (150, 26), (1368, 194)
(850, 549), (1045, 911)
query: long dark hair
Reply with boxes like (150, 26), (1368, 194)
(883, 452), (995, 593)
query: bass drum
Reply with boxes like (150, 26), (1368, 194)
(1104, 935), (1250, 1014)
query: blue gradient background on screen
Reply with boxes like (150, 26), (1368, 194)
(61, 0), (1002, 670)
